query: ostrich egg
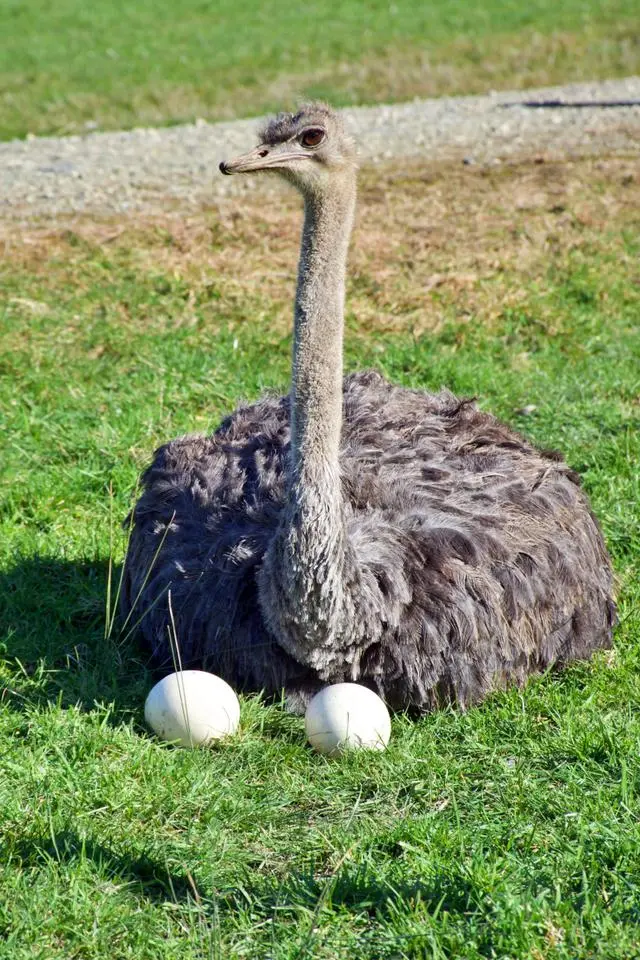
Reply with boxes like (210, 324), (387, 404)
(144, 670), (240, 748)
(305, 683), (391, 755)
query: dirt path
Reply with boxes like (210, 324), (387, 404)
(1, 77), (638, 221)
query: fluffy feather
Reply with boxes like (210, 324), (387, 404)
(122, 370), (615, 713)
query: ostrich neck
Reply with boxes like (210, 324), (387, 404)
(258, 176), (359, 666)
(291, 183), (355, 477)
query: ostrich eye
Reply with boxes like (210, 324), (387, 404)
(300, 128), (325, 148)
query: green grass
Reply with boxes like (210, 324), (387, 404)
(1, 158), (639, 957)
(0, 0), (639, 140)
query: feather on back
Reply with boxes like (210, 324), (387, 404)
(122, 370), (614, 713)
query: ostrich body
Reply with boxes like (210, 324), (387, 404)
(122, 104), (615, 713)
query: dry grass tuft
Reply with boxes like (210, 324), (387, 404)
(2, 154), (638, 337)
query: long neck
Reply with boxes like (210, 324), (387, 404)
(258, 174), (360, 669)
(291, 182), (356, 478)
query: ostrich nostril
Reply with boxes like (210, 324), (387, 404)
(258, 149), (268, 158)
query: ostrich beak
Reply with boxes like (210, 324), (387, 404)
(219, 141), (308, 175)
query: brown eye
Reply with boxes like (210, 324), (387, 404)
(301, 128), (325, 148)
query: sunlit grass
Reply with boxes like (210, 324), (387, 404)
(0, 0), (638, 139)
(0, 155), (639, 957)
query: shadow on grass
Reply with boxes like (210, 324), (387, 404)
(0, 555), (149, 720)
(9, 825), (640, 947)
(5, 831), (195, 904)
(5, 826), (475, 929)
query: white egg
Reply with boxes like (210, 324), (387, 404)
(144, 670), (240, 748)
(305, 683), (391, 755)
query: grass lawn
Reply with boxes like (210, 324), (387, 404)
(1, 153), (639, 957)
(0, 0), (639, 140)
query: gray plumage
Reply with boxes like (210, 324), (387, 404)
(122, 104), (615, 714)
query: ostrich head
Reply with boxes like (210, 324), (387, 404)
(219, 103), (356, 197)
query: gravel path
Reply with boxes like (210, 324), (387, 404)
(1, 77), (639, 220)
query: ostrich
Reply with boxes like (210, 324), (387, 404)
(122, 103), (615, 714)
